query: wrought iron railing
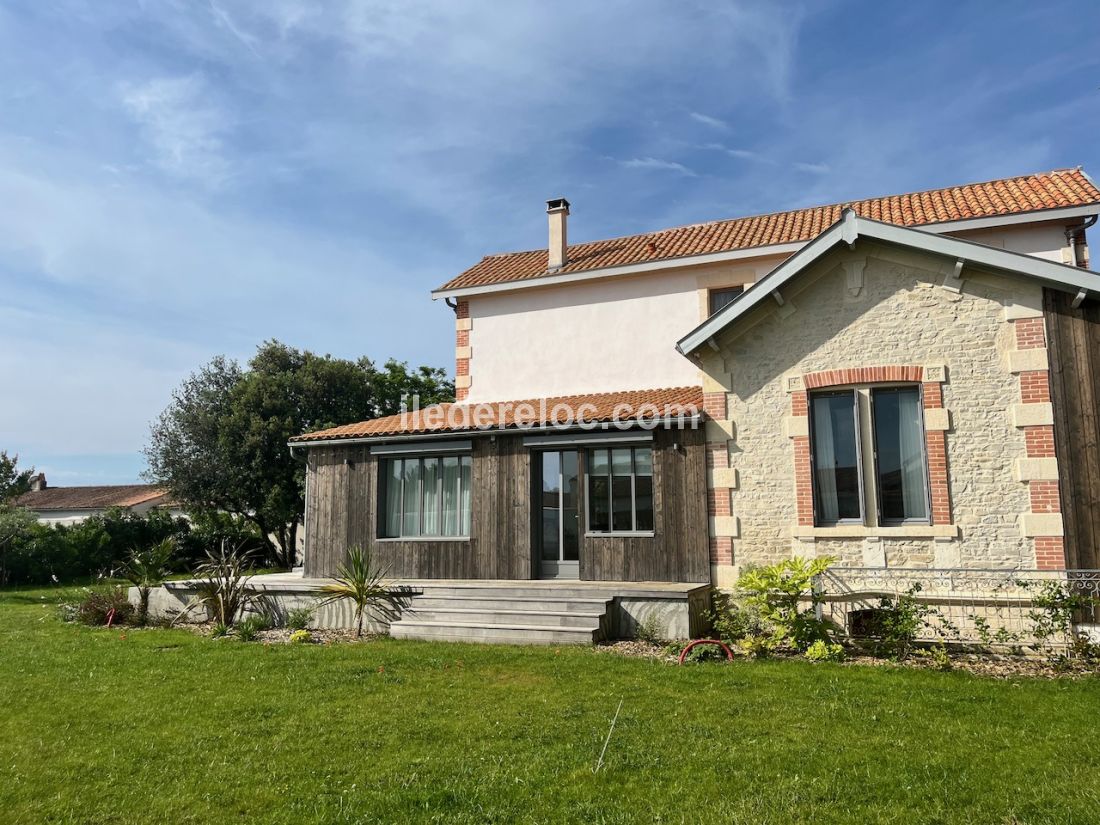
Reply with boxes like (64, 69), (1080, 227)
(816, 567), (1100, 647)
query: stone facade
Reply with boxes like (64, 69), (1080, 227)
(699, 240), (1053, 583)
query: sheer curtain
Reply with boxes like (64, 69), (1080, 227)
(812, 400), (839, 523)
(897, 389), (928, 519)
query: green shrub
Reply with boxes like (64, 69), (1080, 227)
(866, 585), (931, 660)
(286, 605), (316, 631)
(76, 587), (135, 626)
(708, 589), (767, 643)
(916, 642), (953, 672)
(1021, 580), (1100, 658)
(804, 640), (846, 663)
(189, 542), (259, 627)
(634, 612), (667, 645)
(735, 556), (836, 653)
(210, 622), (230, 638)
(236, 615), (269, 642)
(120, 538), (175, 626)
(1, 507), (192, 586)
(288, 629), (312, 644)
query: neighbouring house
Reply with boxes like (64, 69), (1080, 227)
(281, 168), (1100, 643)
(14, 474), (183, 526)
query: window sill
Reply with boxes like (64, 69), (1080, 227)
(793, 524), (958, 539)
(375, 536), (472, 543)
(585, 531), (656, 539)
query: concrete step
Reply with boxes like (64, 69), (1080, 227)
(389, 620), (599, 645)
(404, 607), (603, 628)
(406, 585), (622, 600)
(408, 595), (611, 612)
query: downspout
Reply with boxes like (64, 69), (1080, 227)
(1066, 215), (1097, 268)
(445, 297), (460, 314)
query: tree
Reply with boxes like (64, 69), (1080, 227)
(0, 452), (34, 501)
(0, 504), (37, 585)
(145, 341), (453, 568)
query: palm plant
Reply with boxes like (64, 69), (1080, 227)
(318, 546), (409, 638)
(121, 538), (176, 625)
(189, 540), (258, 627)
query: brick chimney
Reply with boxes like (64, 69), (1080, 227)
(546, 197), (570, 271)
(29, 473), (46, 491)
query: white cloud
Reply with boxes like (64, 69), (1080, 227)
(690, 111), (728, 130)
(120, 74), (234, 187)
(793, 161), (830, 174)
(619, 157), (697, 176)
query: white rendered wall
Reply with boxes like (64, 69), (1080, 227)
(465, 259), (771, 401)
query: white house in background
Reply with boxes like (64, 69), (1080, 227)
(14, 474), (184, 525)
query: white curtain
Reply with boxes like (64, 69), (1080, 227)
(812, 399), (839, 523)
(897, 390), (928, 519)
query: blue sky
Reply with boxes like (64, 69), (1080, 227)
(1, 1), (1098, 486)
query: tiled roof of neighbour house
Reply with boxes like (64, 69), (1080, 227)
(436, 168), (1100, 293)
(290, 386), (704, 443)
(14, 484), (173, 511)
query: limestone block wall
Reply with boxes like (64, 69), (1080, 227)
(698, 241), (1055, 583)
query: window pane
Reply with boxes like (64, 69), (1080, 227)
(873, 387), (929, 521)
(401, 458), (421, 536)
(590, 448), (609, 475)
(611, 448), (632, 476)
(612, 475), (633, 531)
(441, 456), (460, 536)
(561, 451), (579, 561)
(589, 474), (610, 532)
(541, 452), (561, 561)
(709, 286), (744, 316)
(459, 455), (472, 536)
(635, 474), (653, 531)
(384, 459), (403, 538)
(634, 447), (652, 476)
(421, 457), (441, 536)
(811, 392), (861, 523)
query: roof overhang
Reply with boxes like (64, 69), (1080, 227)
(433, 204), (1100, 301)
(676, 209), (1100, 357)
(287, 417), (701, 449)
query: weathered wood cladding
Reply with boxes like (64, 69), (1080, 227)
(302, 426), (710, 583)
(579, 426), (710, 582)
(1045, 289), (1100, 570)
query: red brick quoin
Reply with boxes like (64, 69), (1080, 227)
(792, 366), (952, 527)
(455, 300), (470, 401)
(1011, 316), (1066, 570)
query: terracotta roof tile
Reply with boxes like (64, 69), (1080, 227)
(437, 168), (1100, 292)
(14, 484), (172, 511)
(291, 386), (704, 443)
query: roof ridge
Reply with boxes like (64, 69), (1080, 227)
(448, 168), (1099, 271)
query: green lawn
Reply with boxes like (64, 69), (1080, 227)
(2, 588), (1099, 824)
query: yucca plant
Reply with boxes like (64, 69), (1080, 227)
(121, 538), (176, 626)
(189, 541), (258, 627)
(318, 546), (409, 638)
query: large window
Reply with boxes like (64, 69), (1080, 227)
(381, 454), (471, 538)
(871, 387), (930, 522)
(808, 386), (930, 526)
(587, 446), (653, 533)
(809, 391), (863, 523)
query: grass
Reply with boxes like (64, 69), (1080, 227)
(2, 586), (1100, 824)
